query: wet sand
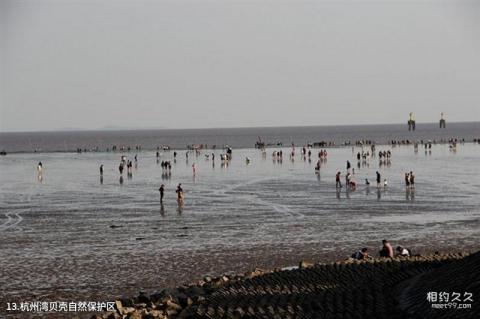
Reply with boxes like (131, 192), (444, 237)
(1, 144), (480, 318)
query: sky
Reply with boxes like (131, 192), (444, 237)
(1, 0), (480, 132)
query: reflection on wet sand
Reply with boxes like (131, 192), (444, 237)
(406, 188), (415, 201)
(1, 143), (479, 313)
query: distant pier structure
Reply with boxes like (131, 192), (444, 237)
(408, 112), (416, 131)
(439, 112), (446, 129)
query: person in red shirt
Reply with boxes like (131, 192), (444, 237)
(336, 171), (342, 188)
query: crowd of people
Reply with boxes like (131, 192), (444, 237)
(351, 239), (412, 260)
(335, 168), (390, 191)
(35, 140), (427, 209)
(329, 145), (420, 193)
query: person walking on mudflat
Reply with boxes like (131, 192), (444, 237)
(336, 171), (342, 188)
(159, 184), (165, 204)
(176, 183), (184, 204)
(410, 171), (415, 188)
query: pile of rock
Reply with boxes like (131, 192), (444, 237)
(91, 269), (270, 319)
(93, 252), (479, 319)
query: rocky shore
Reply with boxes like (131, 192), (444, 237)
(93, 251), (479, 319)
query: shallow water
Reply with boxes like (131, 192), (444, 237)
(1, 143), (480, 314)
(1, 121), (479, 152)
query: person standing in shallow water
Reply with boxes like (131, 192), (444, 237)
(100, 164), (103, 175)
(376, 171), (381, 187)
(410, 171), (415, 188)
(159, 184), (165, 204)
(176, 183), (184, 203)
(37, 162), (44, 182)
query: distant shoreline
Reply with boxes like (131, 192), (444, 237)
(0, 139), (478, 155)
(1, 120), (479, 134)
(1, 121), (478, 154)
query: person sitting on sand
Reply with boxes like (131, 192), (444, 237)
(351, 248), (369, 260)
(379, 239), (394, 258)
(396, 246), (410, 257)
(349, 180), (357, 190)
(365, 179), (370, 185)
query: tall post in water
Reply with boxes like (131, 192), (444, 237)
(408, 112), (416, 131)
(439, 112), (446, 129)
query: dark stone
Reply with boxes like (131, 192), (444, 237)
(120, 297), (134, 308)
(137, 291), (150, 304)
(185, 286), (205, 297)
(178, 293), (193, 308)
(150, 288), (181, 304)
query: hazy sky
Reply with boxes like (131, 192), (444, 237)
(1, 0), (479, 132)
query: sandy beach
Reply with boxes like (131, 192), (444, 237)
(1, 141), (480, 318)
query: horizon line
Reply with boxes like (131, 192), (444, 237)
(0, 120), (478, 134)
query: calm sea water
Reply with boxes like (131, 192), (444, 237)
(1, 122), (479, 153)
(1, 123), (480, 315)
